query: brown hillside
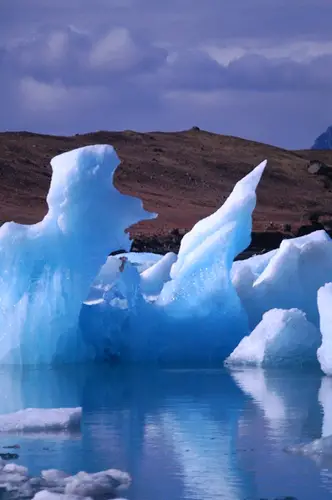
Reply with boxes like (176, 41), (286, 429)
(0, 129), (332, 238)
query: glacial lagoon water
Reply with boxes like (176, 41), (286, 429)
(0, 365), (331, 500)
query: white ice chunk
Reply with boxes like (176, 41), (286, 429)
(234, 230), (332, 329)
(226, 308), (320, 367)
(0, 407), (81, 433)
(0, 462), (130, 500)
(140, 252), (177, 297)
(317, 283), (332, 375)
(2, 464), (28, 475)
(64, 470), (130, 497)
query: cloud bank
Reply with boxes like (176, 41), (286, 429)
(1, 0), (332, 148)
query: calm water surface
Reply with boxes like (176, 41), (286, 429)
(0, 364), (330, 500)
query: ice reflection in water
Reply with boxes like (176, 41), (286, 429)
(1, 365), (332, 499)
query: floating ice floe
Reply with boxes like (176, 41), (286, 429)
(0, 408), (81, 433)
(229, 232), (332, 371)
(317, 283), (332, 376)
(0, 461), (130, 500)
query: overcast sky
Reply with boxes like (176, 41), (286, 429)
(1, 0), (332, 148)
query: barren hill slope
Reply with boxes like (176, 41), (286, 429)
(0, 129), (332, 240)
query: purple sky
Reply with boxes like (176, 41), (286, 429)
(1, 0), (332, 148)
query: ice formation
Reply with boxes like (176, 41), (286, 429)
(317, 283), (332, 375)
(0, 461), (130, 500)
(140, 252), (177, 297)
(0, 145), (155, 364)
(80, 160), (266, 363)
(2, 140), (332, 368)
(232, 230), (332, 329)
(226, 308), (320, 367)
(0, 407), (81, 433)
(228, 230), (332, 369)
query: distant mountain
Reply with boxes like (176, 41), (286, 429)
(312, 126), (332, 150)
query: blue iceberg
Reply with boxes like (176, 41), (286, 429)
(0, 144), (267, 365)
(0, 145), (154, 364)
(80, 157), (266, 364)
(229, 231), (332, 371)
(2, 142), (332, 369)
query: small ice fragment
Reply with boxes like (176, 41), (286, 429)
(0, 463), (130, 500)
(0, 408), (82, 433)
(64, 469), (131, 497)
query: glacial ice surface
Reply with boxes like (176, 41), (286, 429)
(0, 145), (155, 364)
(80, 160), (266, 363)
(0, 407), (81, 433)
(317, 283), (332, 375)
(2, 141), (332, 368)
(228, 229), (332, 368)
(140, 252), (177, 297)
(233, 230), (332, 329)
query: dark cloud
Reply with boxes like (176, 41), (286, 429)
(160, 52), (332, 92)
(3, 0), (332, 43)
(0, 0), (332, 147)
(3, 25), (167, 85)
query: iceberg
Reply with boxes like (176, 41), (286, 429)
(317, 283), (332, 375)
(80, 160), (266, 363)
(0, 407), (81, 433)
(0, 142), (268, 364)
(0, 145), (155, 365)
(0, 461), (130, 500)
(140, 251), (177, 297)
(228, 230), (332, 370)
(5, 140), (332, 368)
(233, 230), (332, 329)
(225, 308), (320, 367)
